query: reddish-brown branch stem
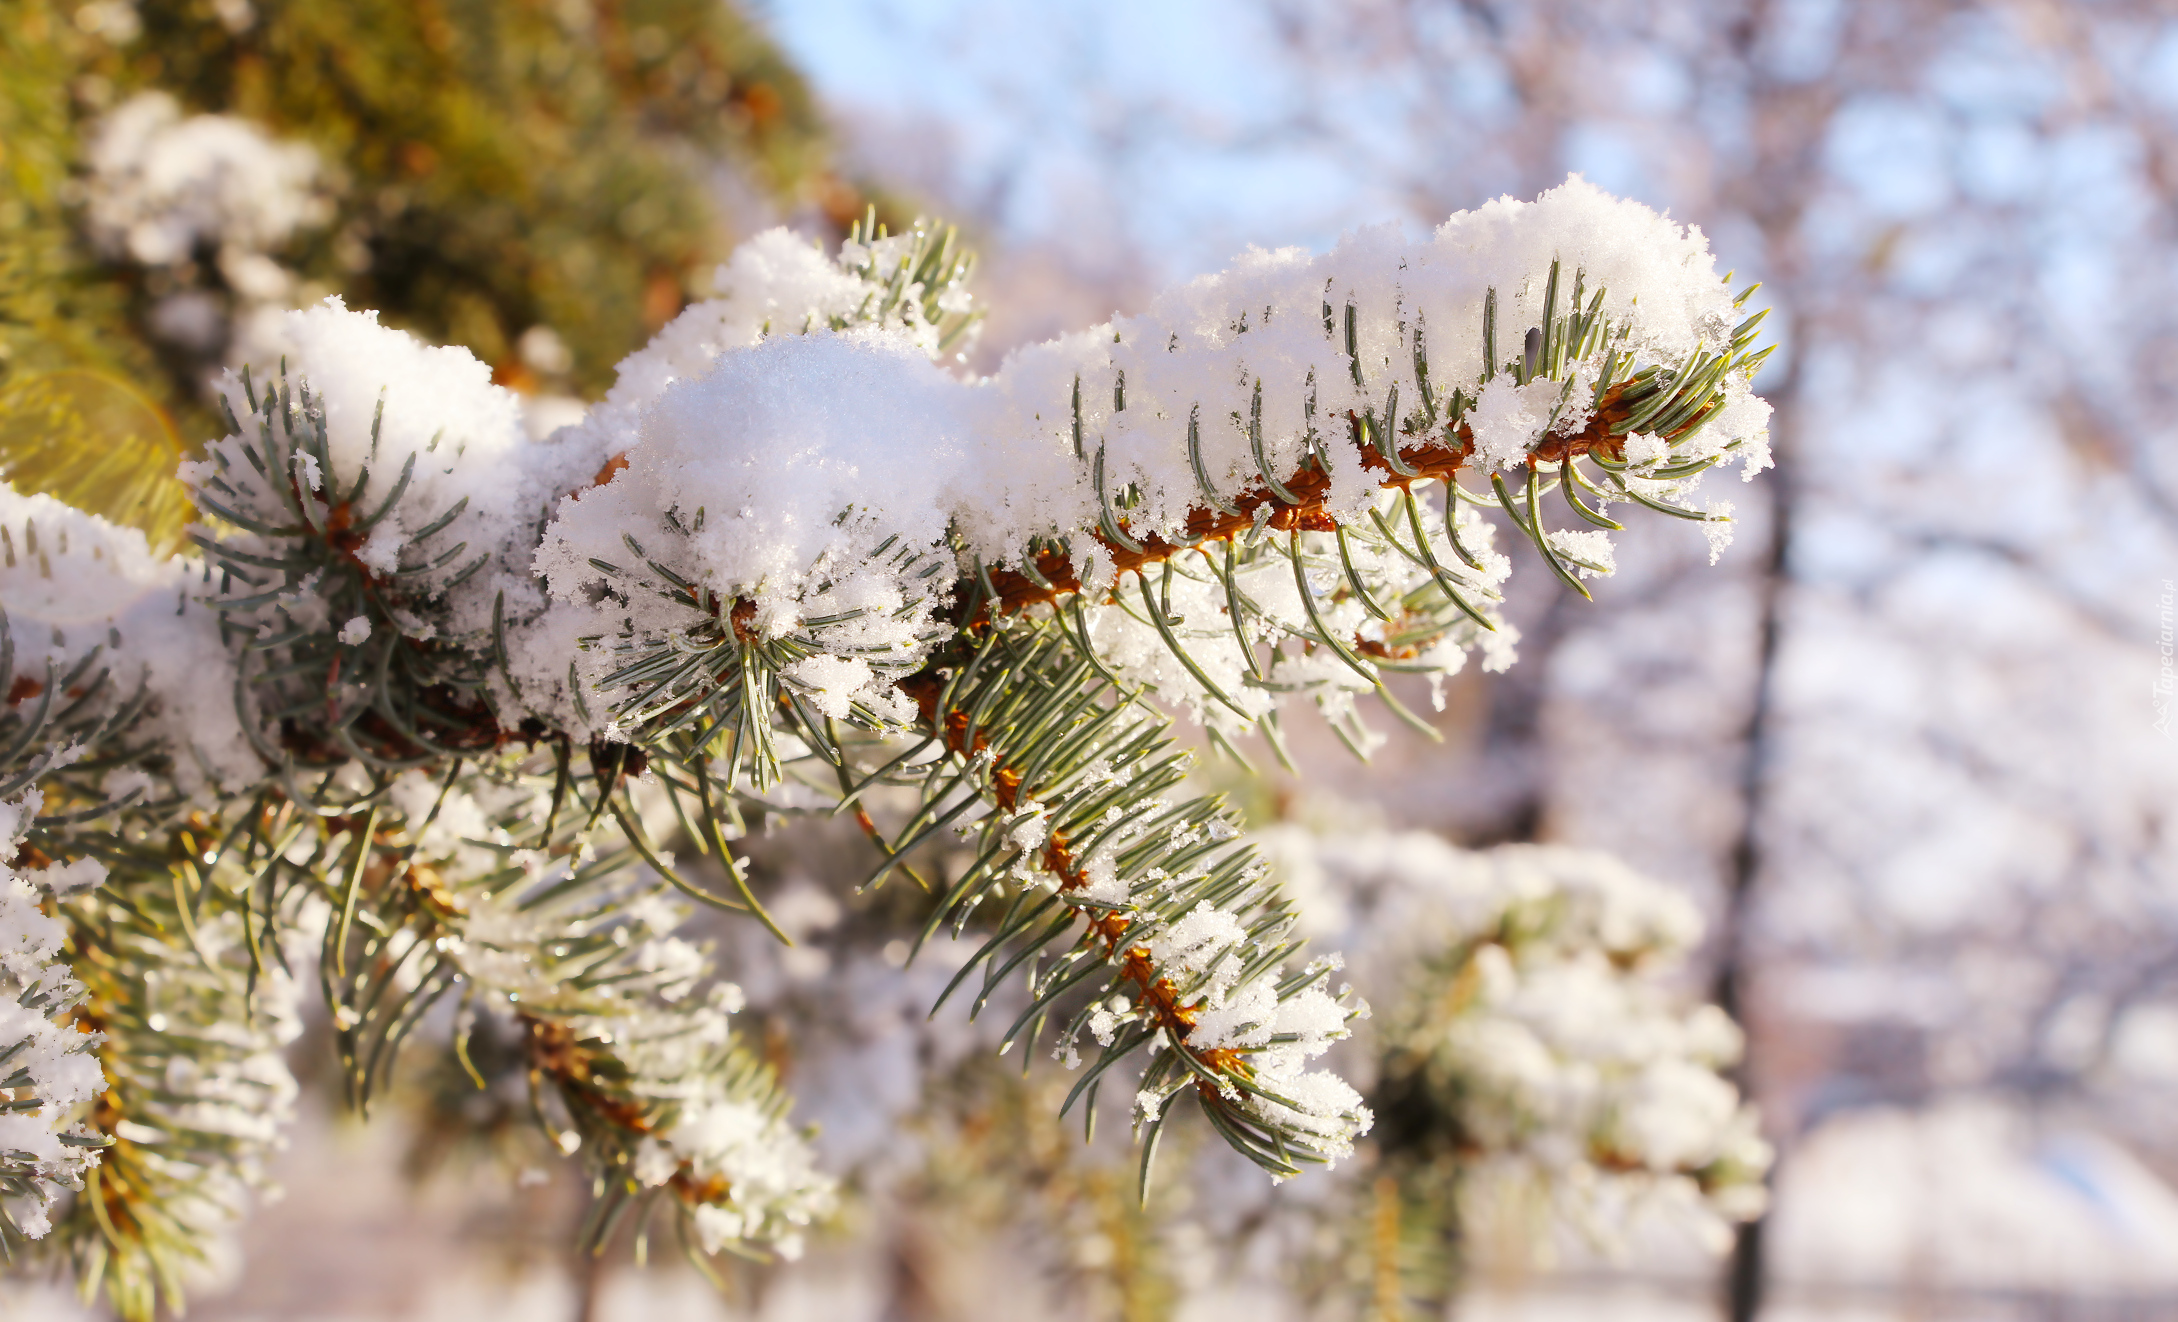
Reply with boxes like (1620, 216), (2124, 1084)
(899, 679), (1245, 1089)
(985, 383), (1660, 618)
(522, 1014), (737, 1210)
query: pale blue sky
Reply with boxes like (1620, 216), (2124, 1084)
(760, 0), (1422, 281)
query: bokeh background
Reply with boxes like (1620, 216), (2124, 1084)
(4, 0), (2176, 1318)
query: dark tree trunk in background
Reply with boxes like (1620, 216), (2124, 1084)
(1712, 329), (1798, 1321)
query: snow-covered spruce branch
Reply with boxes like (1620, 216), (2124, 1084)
(0, 571), (190, 1265)
(504, 179), (1769, 1180)
(0, 609), (830, 1313)
(0, 179), (1773, 1302)
(0, 226), (966, 1313)
(0, 530), (297, 1305)
(524, 180), (1770, 757)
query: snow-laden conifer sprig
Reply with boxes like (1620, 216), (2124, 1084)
(172, 216), (982, 782)
(0, 520), (831, 1317)
(535, 178), (1770, 772)
(185, 178), (1762, 1186)
(0, 792), (111, 1247)
(0, 488), (255, 797)
(318, 763), (835, 1264)
(180, 313), (549, 775)
(0, 504), (313, 1318)
(0, 582), (208, 1257)
(954, 185), (1772, 737)
(545, 575), (1378, 1182)
(497, 181), (1768, 1181)
(47, 814), (304, 1321)
(891, 613), (1370, 1182)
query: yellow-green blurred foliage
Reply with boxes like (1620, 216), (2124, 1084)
(0, 369), (190, 548)
(0, 0), (844, 463)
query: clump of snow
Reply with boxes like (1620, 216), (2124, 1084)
(536, 226), (980, 517)
(1621, 430), (1670, 468)
(539, 331), (966, 634)
(1132, 893), (1372, 1163)
(81, 92), (327, 268)
(529, 330), (969, 730)
(1149, 902), (1249, 985)
(1467, 376), (1559, 469)
(193, 298), (544, 645)
(0, 484), (256, 793)
(1548, 527), (1618, 577)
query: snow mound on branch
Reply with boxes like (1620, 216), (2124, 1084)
(960, 175), (1754, 563)
(0, 485), (255, 794)
(538, 226), (976, 498)
(539, 331), (970, 636)
(202, 298), (554, 644)
(527, 331), (970, 728)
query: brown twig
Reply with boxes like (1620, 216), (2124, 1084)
(983, 384), (1650, 619)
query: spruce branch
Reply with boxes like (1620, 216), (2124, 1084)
(310, 756), (835, 1263)
(50, 800), (305, 1320)
(0, 178), (1777, 1309)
